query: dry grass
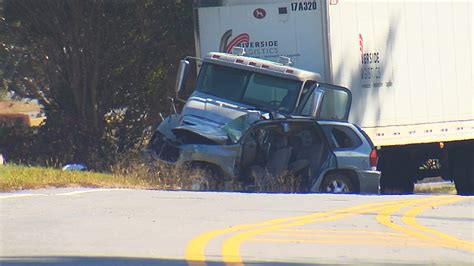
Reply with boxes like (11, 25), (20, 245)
(0, 162), (210, 192)
(109, 160), (215, 191)
(0, 161), (297, 193)
(0, 164), (146, 192)
(414, 181), (456, 194)
(0, 100), (45, 127)
(0, 160), (457, 194)
(251, 171), (301, 193)
(0, 100), (41, 114)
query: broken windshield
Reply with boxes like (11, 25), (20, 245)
(196, 63), (302, 113)
(222, 112), (262, 143)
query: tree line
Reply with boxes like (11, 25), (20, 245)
(0, 0), (194, 169)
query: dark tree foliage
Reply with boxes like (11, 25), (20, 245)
(0, 0), (194, 168)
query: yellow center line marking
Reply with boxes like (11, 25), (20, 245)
(402, 196), (474, 252)
(185, 196), (442, 266)
(271, 229), (408, 237)
(186, 199), (406, 265)
(221, 196), (443, 265)
(250, 237), (439, 247)
(185, 216), (300, 266)
(376, 195), (473, 252)
(257, 231), (411, 240)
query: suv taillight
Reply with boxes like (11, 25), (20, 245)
(369, 149), (378, 170)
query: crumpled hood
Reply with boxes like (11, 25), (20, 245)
(181, 92), (253, 127)
(171, 124), (228, 144)
(159, 92), (265, 145)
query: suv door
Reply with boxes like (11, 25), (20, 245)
(297, 83), (352, 122)
(237, 119), (336, 192)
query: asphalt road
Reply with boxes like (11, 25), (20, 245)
(0, 188), (473, 265)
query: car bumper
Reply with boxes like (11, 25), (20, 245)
(357, 170), (381, 194)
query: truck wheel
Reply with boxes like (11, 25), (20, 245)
(321, 173), (355, 193)
(453, 161), (474, 196)
(454, 176), (473, 195)
(450, 143), (474, 195)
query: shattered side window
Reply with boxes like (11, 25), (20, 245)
(300, 92), (315, 116)
(331, 126), (362, 149)
(222, 112), (262, 143)
(298, 83), (351, 121)
(318, 88), (350, 121)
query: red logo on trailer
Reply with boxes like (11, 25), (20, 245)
(253, 8), (266, 19)
(219, 30), (279, 57)
(225, 33), (250, 53)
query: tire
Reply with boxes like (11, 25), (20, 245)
(452, 158), (474, 196)
(449, 142), (474, 196)
(320, 173), (356, 194)
(454, 176), (473, 196)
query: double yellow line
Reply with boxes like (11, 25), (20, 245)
(376, 195), (474, 252)
(185, 195), (472, 266)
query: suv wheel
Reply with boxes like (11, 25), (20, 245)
(321, 173), (355, 193)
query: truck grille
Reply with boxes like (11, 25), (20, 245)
(149, 132), (180, 163)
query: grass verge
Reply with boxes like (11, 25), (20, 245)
(0, 162), (217, 192)
(1, 164), (458, 194)
(0, 100), (41, 114)
(414, 181), (456, 194)
(0, 164), (150, 192)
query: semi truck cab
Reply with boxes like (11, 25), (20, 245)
(176, 50), (351, 128)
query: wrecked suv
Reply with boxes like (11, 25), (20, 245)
(144, 50), (380, 193)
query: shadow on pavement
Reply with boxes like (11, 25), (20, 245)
(0, 256), (435, 266)
(0, 256), (322, 266)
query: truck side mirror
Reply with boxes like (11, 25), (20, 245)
(309, 88), (325, 118)
(175, 59), (190, 98)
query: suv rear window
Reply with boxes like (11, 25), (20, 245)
(323, 125), (362, 149)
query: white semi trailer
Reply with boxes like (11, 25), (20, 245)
(192, 0), (473, 193)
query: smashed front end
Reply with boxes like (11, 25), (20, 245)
(143, 112), (261, 180)
(144, 111), (336, 193)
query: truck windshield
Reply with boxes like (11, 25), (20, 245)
(196, 63), (302, 113)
